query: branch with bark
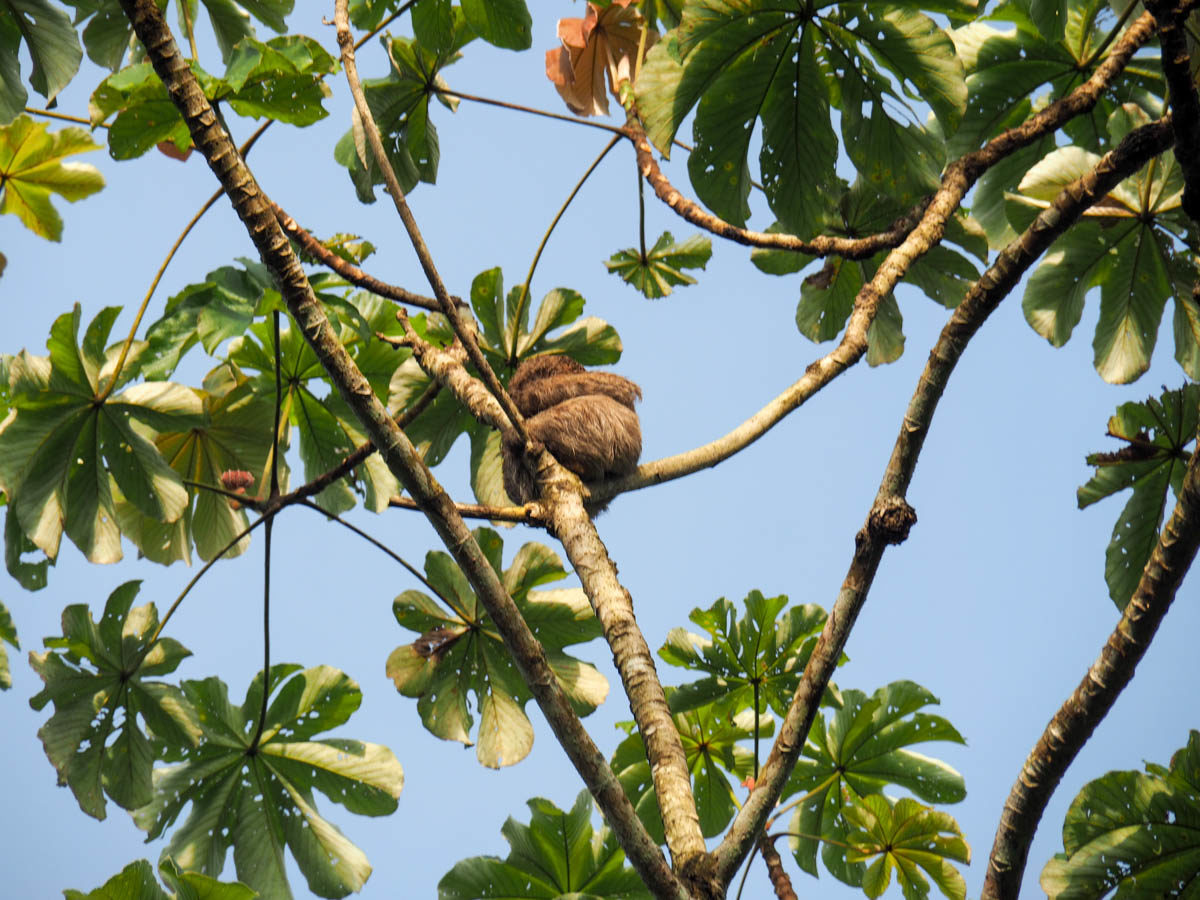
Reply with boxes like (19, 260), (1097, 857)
(711, 115), (1178, 886)
(115, 1), (684, 895)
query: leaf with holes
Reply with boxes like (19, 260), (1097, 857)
(1077, 383), (1200, 609)
(386, 528), (606, 767)
(606, 232), (711, 299)
(1042, 730), (1200, 898)
(784, 681), (966, 886)
(660, 591), (828, 718)
(439, 791), (650, 899)
(133, 665), (403, 900)
(28, 581), (201, 819)
(844, 794), (970, 900)
(0, 305), (205, 563)
(0, 116), (103, 240)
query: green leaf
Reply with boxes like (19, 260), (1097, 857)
(118, 365), (276, 564)
(844, 794), (970, 900)
(461, 0), (531, 51)
(221, 36), (337, 125)
(612, 702), (771, 840)
(0, 597), (17, 689)
(89, 62), (198, 159)
(0, 0), (82, 123)
(335, 15), (473, 202)
(660, 591), (828, 718)
(1042, 730), (1200, 899)
(386, 529), (606, 767)
(63, 857), (259, 900)
(785, 681), (966, 885)
(412, 0), (454, 54)
(1077, 383), (1200, 609)
(0, 305), (204, 563)
(605, 232), (712, 299)
(28, 581), (202, 819)
(439, 791), (651, 898)
(0, 115), (103, 240)
(133, 665), (403, 900)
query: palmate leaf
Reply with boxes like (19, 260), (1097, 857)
(335, 10), (473, 202)
(0, 0), (82, 123)
(133, 665), (404, 900)
(845, 795), (970, 900)
(611, 702), (771, 841)
(0, 115), (104, 240)
(659, 591), (828, 718)
(784, 681), (966, 886)
(386, 528), (606, 768)
(1011, 106), (1188, 384)
(90, 37), (335, 160)
(606, 232), (712, 299)
(439, 791), (650, 899)
(0, 305), (205, 563)
(0, 597), (18, 689)
(117, 364), (277, 565)
(1042, 730), (1200, 898)
(64, 857), (257, 900)
(636, 1), (964, 234)
(28, 581), (202, 820)
(1077, 383), (1200, 609)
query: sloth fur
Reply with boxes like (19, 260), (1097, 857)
(501, 356), (642, 505)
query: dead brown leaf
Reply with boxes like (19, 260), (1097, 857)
(545, 0), (656, 117)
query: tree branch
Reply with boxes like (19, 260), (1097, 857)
(711, 115), (1177, 887)
(598, 10), (1158, 508)
(116, 2), (685, 896)
(1145, 0), (1200, 219)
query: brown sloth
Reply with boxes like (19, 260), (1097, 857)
(501, 355), (642, 506)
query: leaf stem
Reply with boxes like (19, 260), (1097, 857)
(435, 87), (626, 135)
(509, 134), (622, 361)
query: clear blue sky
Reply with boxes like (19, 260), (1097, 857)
(2, 6), (1197, 898)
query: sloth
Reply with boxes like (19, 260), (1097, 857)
(501, 355), (642, 506)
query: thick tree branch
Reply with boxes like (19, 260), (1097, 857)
(116, 2), (685, 896)
(711, 115), (1177, 887)
(982, 399), (1200, 898)
(1145, 0), (1200, 219)
(392, 303), (712, 888)
(601, 10), (1157, 508)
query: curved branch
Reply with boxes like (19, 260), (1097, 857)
(599, 10), (1158, 509)
(1145, 0), (1200, 219)
(116, 3), (685, 897)
(271, 199), (442, 311)
(982, 396), (1200, 898)
(711, 115), (1177, 887)
(626, 10), (1156, 259)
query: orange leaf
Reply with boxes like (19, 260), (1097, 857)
(545, 0), (656, 117)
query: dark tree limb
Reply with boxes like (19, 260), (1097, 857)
(115, 2), (686, 896)
(712, 113), (1176, 887)
(1145, 0), (1200, 219)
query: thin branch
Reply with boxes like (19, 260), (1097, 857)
(436, 86), (626, 135)
(118, 3), (684, 895)
(271, 199), (442, 311)
(510, 134), (623, 361)
(22, 107), (98, 126)
(386, 494), (539, 523)
(711, 115), (1177, 887)
(97, 121), (271, 401)
(334, 7), (528, 441)
(248, 514), (273, 752)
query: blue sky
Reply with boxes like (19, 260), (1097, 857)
(2, 5), (1198, 898)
